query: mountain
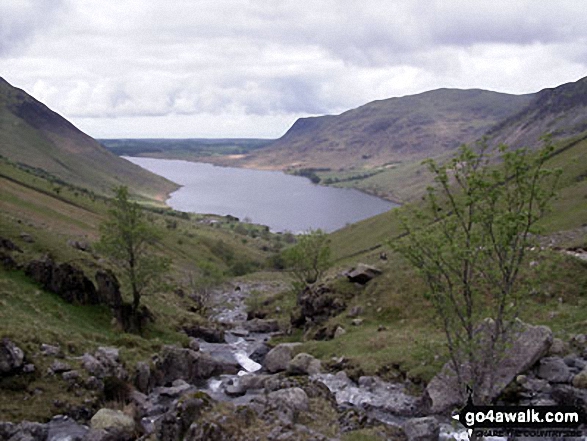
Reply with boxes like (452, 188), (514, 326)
(0, 77), (177, 202)
(238, 88), (535, 170)
(486, 76), (587, 148)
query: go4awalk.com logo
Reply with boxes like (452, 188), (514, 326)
(452, 397), (586, 439)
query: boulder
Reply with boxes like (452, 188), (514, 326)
(267, 387), (309, 412)
(134, 361), (152, 394)
(49, 360), (72, 374)
(345, 263), (382, 285)
(548, 338), (568, 356)
(95, 270), (122, 308)
(347, 305), (363, 318)
(90, 409), (135, 434)
(403, 416), (440, 441)
(81, 347), (127, 380)
(293, 285), (346, 327)
(46, 415), (88, 441)
(551, 384), (587, 412)
(67, 239), (91, 252)
(242, 318), (279, 333)
(155, 345), (238, 385)
(287, 353), (322, 376)
(183, 325), (225, 343)
(249, 343), (271, 364)
(426, 321), (553, 414)
(334, 326), (347, 338)
(1, 421), (47, 440)
(537, 356), (573, 383)
(572, 368), (587, 389)
(0, 338), (24, 376)
(40, 343), (63, 358)
(264, 343), (301, 373)
(20, 232), (34, 243)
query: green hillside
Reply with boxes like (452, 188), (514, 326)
(329, 133), (587, 262)
(235, 88), (534, 171)
(0, 77), (177, 203)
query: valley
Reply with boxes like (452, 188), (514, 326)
(1, 74), (587, 440)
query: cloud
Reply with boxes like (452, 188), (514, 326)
(2, 0), (586, 137)
(0, 0), (68, 56)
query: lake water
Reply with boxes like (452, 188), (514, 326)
(125, 157), (396, 233)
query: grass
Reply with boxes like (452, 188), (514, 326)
(0, 269), (184, 421)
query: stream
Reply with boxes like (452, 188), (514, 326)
(190, 283), (475, 441)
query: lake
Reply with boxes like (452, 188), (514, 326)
(125, 157), (396, 233)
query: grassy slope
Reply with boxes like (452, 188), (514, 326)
(272, 134), (587, 384)
(0, 158), (287, 420)
(0, 77), (177, 203)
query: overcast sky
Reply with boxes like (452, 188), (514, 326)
(1, 1), (586, 139)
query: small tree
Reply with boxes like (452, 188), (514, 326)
(391, 141), (559, 404)
(96, 186), (169, 333)
(282, 229), (331, 292)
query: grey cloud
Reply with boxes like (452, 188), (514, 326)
(0, 1), (68, 56)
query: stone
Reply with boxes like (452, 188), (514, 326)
(334, 326), (346, 338)
(183, 325), (225, 343)
(95, 270), (122, 308)
(548, 338), (568, 356)
(267, 387), (309, 412)
(90, 408), (135, 433)
(46, 415), (88, 441)
(62, 370), (81, 382)
(345, 263), (382, 285)
(572, 368), (587, 389)
(249, 343), (271, 364)
(293, 285), (346, 327)
(403, 416), (440, 441)
(347, 305), (364, 318)
(351, 318), (364, 326)
(551, 384), (587, 411)
(40, 343), (63, 358)
(3, 421), (47, 440)
(426, 321), (553, 414)
(134, 361), (152, 394)
(49, 360), (72, 374)
(0, 338), (24, 375)
(287, 353), (322, 376)
(264, 343), (301, 373)
(188, 338), (200, 352)
(67, 239), (91, 252)
(537, 356), (573, 383)
(20, 232), (34, 243)
(243, 318), (279, 333)
(155, 345), (238, 385)
(23, 363), (35, 373)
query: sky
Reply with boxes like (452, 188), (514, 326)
(1, 1), (586, 139)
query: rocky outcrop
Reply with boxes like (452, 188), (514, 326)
(345, 264), (382, 285)
(95, 270), (122, 308)
(427, 321), (553, 413)
(264, 343), (301, 373)
(90, 408), (135, 438)
(154, 345), (238, 385)
(183, 325), (225, 343)
(287, 353), (322, 375)
(291, 285), (346, 327)
(0, 338), (25, 376)
(25, 258), (100, 305)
